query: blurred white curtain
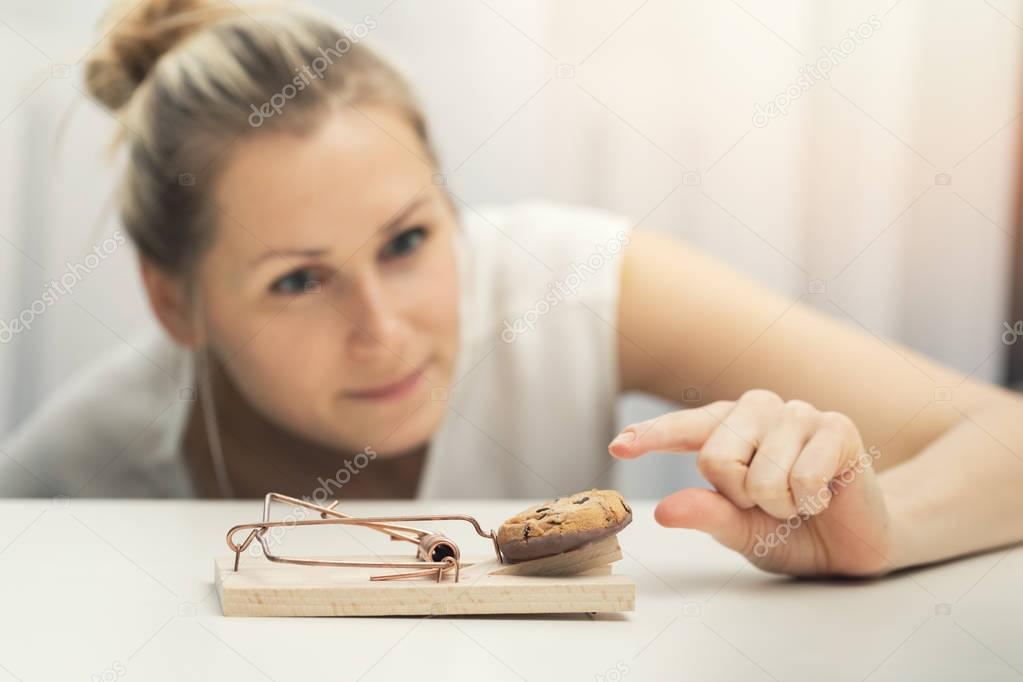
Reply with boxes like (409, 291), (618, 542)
(1, 0), (1020, 496)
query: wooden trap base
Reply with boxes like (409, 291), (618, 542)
(215, 536), (635, 617)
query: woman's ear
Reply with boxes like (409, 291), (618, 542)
(138, 256), (203, 348)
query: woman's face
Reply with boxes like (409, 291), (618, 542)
(196, 105), (459, 456)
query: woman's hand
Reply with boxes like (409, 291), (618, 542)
(609, 389), (893, 577)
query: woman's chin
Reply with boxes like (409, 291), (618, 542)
(331, 398), (445, 455)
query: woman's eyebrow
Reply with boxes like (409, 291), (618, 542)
(249, 247), (329, 267)
(248, 195), (429, 267)
(377, 194), (430, 237)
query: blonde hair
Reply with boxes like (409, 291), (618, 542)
(85, 0), (436, 277)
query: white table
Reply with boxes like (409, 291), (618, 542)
(1, 498), (1020, 681)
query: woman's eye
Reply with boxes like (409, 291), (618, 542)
(381, 226), (427, 260)
(270, 267), (325, 295)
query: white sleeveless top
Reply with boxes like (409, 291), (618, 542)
(0, 201), (632, 499)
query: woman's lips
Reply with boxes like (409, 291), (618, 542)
(345, 364), (428, 402)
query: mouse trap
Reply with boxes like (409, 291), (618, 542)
(215, 491), (635, 617)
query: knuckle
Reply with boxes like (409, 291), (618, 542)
(706, 399), (734, 413)
(782, 399), (818, 421)
(740, 389), (782, 406)
(696, 451), (732, 480)
(820, 410), (854, 432)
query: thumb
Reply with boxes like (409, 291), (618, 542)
(609, 401), (734, 459)
(654, 487), (754, 555)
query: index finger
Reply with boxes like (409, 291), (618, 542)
(609, 400), (735, 459)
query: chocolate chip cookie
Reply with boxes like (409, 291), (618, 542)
(497, 489), (632, 562)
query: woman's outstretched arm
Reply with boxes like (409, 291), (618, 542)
(613, 228), (1023, 575)
(881, 397), (1023, 569)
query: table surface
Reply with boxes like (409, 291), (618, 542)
(1, 498), (1020, 682)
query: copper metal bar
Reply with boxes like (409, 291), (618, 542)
(226, 492), (504, 582)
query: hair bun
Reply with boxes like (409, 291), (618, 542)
(84, 0), (233, 111)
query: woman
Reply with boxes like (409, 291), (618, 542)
(3, 0), (1022, 578)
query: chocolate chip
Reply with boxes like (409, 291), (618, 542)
(573, 496), (589, 504)
(535, 507), (550, 513)
(523, 524), (529, 539)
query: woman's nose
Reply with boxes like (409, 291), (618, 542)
(345, 276), (406, 355)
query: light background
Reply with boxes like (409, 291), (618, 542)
(0, 0), (1020, 496)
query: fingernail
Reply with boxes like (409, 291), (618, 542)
(610, 431), (636, 448)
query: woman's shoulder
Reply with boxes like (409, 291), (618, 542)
(458, 199), (633, 312)
(0, 325), (195, 498)
(462, 199), (632, 264)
